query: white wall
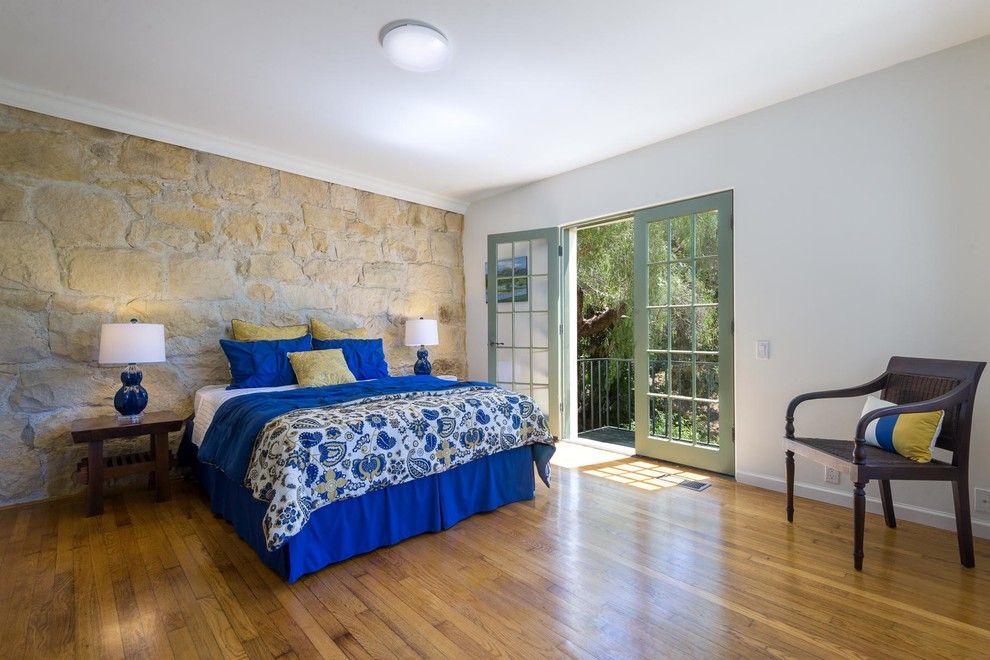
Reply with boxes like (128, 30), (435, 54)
(464, 36), (990, 537)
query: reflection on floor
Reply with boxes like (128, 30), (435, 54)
(577, 425), (635, 448)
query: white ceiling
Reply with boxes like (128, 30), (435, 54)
(2, 1), (989, 211)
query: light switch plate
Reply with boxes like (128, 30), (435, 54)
(756, 340), (770, 360)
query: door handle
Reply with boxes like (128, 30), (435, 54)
(489, 341), (505, 347)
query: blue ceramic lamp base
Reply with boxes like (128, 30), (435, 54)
(114, 363), (149, 424)
(413, 346), (432, 375)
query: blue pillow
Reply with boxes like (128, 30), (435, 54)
(220, 334), (313, 389)
(312, 337), (389, 380)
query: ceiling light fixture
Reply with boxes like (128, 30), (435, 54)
(380, 20), (450, 72)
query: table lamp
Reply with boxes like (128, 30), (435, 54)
(99, 319), (166, 423)
(404, 318), (439, 375)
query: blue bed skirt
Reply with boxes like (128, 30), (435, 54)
(192, 444), (537, 582)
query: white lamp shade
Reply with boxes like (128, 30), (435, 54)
(404, 318), (439, 347)
(98, 322), (166, 365)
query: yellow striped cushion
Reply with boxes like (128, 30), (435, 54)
(287, 349), (356, 387)
(310, 318), (368, 341)
(231, 319), (308, 341)
(862, 395), (943, 462)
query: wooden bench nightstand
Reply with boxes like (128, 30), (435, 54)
(71, 411), (185, 516)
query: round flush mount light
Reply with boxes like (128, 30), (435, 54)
(380, 20), (450, 72)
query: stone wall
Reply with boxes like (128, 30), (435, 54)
(0, 104), (466, 505)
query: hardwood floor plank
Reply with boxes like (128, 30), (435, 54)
(3, 446), (988, 659)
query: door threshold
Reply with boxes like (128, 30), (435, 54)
(566, 436), (636, 456)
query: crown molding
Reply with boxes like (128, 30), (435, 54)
(0, 78), (469, 213)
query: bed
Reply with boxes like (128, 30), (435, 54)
(181, 375), (556, 582)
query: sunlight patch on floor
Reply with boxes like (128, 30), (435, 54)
(550, 441), (628, 468)
(576, 454), (712, 493)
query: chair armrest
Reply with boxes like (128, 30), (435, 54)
(785, 374), (888, 438)
(854, 381), (971, 441)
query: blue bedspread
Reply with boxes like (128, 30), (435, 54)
(200, 376), (477, 481)
(198, 376), (555, 539)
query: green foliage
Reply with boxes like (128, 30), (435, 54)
(577, 211), (722, 444)
(576, 220), (634, 359)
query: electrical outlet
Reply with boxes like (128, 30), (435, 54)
(756, 340), (770, 360)
(824, 467), (841, 485)
(976, 488), (990, 513)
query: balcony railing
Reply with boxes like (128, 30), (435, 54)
(577, 358), (634, 433)
(578, 356), (720, 447)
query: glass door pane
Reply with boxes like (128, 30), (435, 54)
(633, 192), (733, 475)
(487, 228), (561, 436)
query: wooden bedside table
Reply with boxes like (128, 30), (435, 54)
(71, 410), (185, 516)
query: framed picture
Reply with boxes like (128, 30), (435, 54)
(486, 257), (529, 303)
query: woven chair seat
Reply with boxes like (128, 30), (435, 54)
(788, 436), (953, 469)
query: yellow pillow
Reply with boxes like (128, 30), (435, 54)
(310, 318), (368, 341)
(287, 349), (356, 387)
(232, 319), (308, 341)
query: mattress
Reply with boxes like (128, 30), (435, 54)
(191, 383), (299, 446)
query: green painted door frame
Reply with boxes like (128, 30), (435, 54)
(633, 191), (734, 475)
(486, 228), (562, 437)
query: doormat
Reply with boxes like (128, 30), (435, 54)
(677, 480), (711, 492)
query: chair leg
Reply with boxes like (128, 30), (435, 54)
(953, 477), (975, 568)
(785, 450), (795, 523)
(879, 480), (896, 528)
(853, 481), (867, 571)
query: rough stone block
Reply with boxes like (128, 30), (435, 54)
(362, 263), (407, 289)
(303, 259), (362, 287)
(66, 248), (163, 297)
(118, 299), (219, 339)
(246, 282), (275, 302)
(407, 264), (453, 293)
(11, 364), (116, 413)
(224, 211), (264, 246)
(409, 205), (445, 231)
(248, 254), (304, 281)
(150, 203), (214, 234)
(330, 183), (360, 213)
(0, 181), (26, 222)
(48, 309), (105, 361)
(192, 192), (221, 210)
(0, 223), (60, 291)
(0, 131), (84, 180)
(357, 192), (399, 228)
(0, 415), (42, 501)
(128, 219), (200, 252)
(444, 211), (464, 233)
(0, 299), (49, 363)
(280, 283), (337, 310)
(431, 233), (462, 267)
(204, 154), (273, 198)
(118, 136), (194, 179)
(279, 171), (329, 204)
(302, 203), (347, 232)
(34, 185), (131, 247)
(169, 256), (237, 299)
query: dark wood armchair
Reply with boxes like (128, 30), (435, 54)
(783, 356), (985, 570)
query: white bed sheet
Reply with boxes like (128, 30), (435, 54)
(191, 383), (300, 447)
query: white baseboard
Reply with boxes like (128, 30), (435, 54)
(736, 470), (990, 540)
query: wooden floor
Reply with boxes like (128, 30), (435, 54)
(1, 446), (988, 659)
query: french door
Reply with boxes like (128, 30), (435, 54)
(486, 228), (561, 436)
(633, 191), (734, 474)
